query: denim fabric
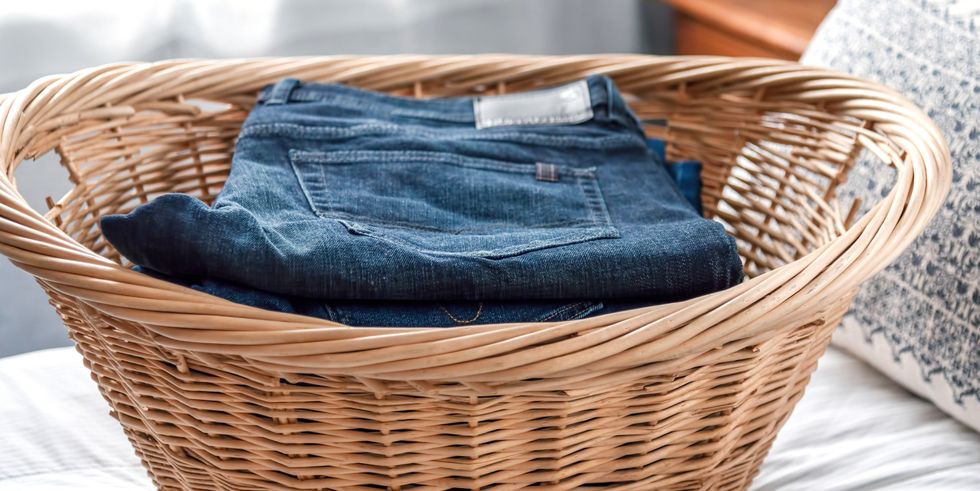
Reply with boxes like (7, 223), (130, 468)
(647, 137), (667, 163)
(130, 137), (700, 327)
(646, 138), (703, 215)
(102, 77), (742, 320)
(135, 267), (609, 327)
(129, 137), (702, 327)
(666, 161), (703, 216)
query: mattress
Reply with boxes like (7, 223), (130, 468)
(1, 346), (977, 490)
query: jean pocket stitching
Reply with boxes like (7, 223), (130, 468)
(536, 301), (601, 322)
(313, 210), (601, 234)
(572, 170), (616, 228)
(337, 224), (619, 259)
(293, 149), (599, 179)
(438, 303), (484, 325)
(289, 149), (620, 259)
(289, 149), (328, 215)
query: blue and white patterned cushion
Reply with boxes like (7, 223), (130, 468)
(802, 0), (979, 431)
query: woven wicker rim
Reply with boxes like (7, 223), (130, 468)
(0, 55), (950, 384)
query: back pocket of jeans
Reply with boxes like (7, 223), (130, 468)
(289, 149), (619, 258)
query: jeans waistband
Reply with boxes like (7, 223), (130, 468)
(254, 75), (644, 133)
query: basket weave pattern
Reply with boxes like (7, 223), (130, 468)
(0, 56), (950, 490)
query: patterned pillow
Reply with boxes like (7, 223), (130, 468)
(802, 0), (978, 431)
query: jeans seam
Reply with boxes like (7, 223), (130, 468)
(287, 149), (326, 216)
(240, 123), (645, 149)
(576, 171), (617, 229)
(537, 301), (598, 322)
(291, 149), (598, 177)
(312, 211), (600, 233)
(438, 303), (484, 325)
(332, 222), (618, 259)
(264, 90), (465, 119)
(537, 304), (579, 322)
(390, 108), (473, 123)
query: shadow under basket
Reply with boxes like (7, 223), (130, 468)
(0, 56), (950, 490)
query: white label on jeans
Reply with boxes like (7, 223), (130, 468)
(473, 80), (593, 129)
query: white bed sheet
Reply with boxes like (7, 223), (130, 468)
(1, 346), (977, 490)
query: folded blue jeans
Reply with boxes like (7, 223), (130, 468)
(135, 266), (621, 326)
(131, 142), (706, 327)
(102, 76), (742, 326)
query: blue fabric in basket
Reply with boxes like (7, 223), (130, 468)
(102, 76), (741, 327)
(646, 138), (703, 215)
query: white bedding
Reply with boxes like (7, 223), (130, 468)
(1, 347), (977, 490)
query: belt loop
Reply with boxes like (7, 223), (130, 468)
(604, 76), (616, 120)
(265, 78), (300, 105)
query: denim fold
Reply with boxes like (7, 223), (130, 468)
(102, 76), (742, 327)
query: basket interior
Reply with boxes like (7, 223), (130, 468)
(24, 75), (875, 280)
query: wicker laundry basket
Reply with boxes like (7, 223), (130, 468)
(0, 56), (949, 490)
